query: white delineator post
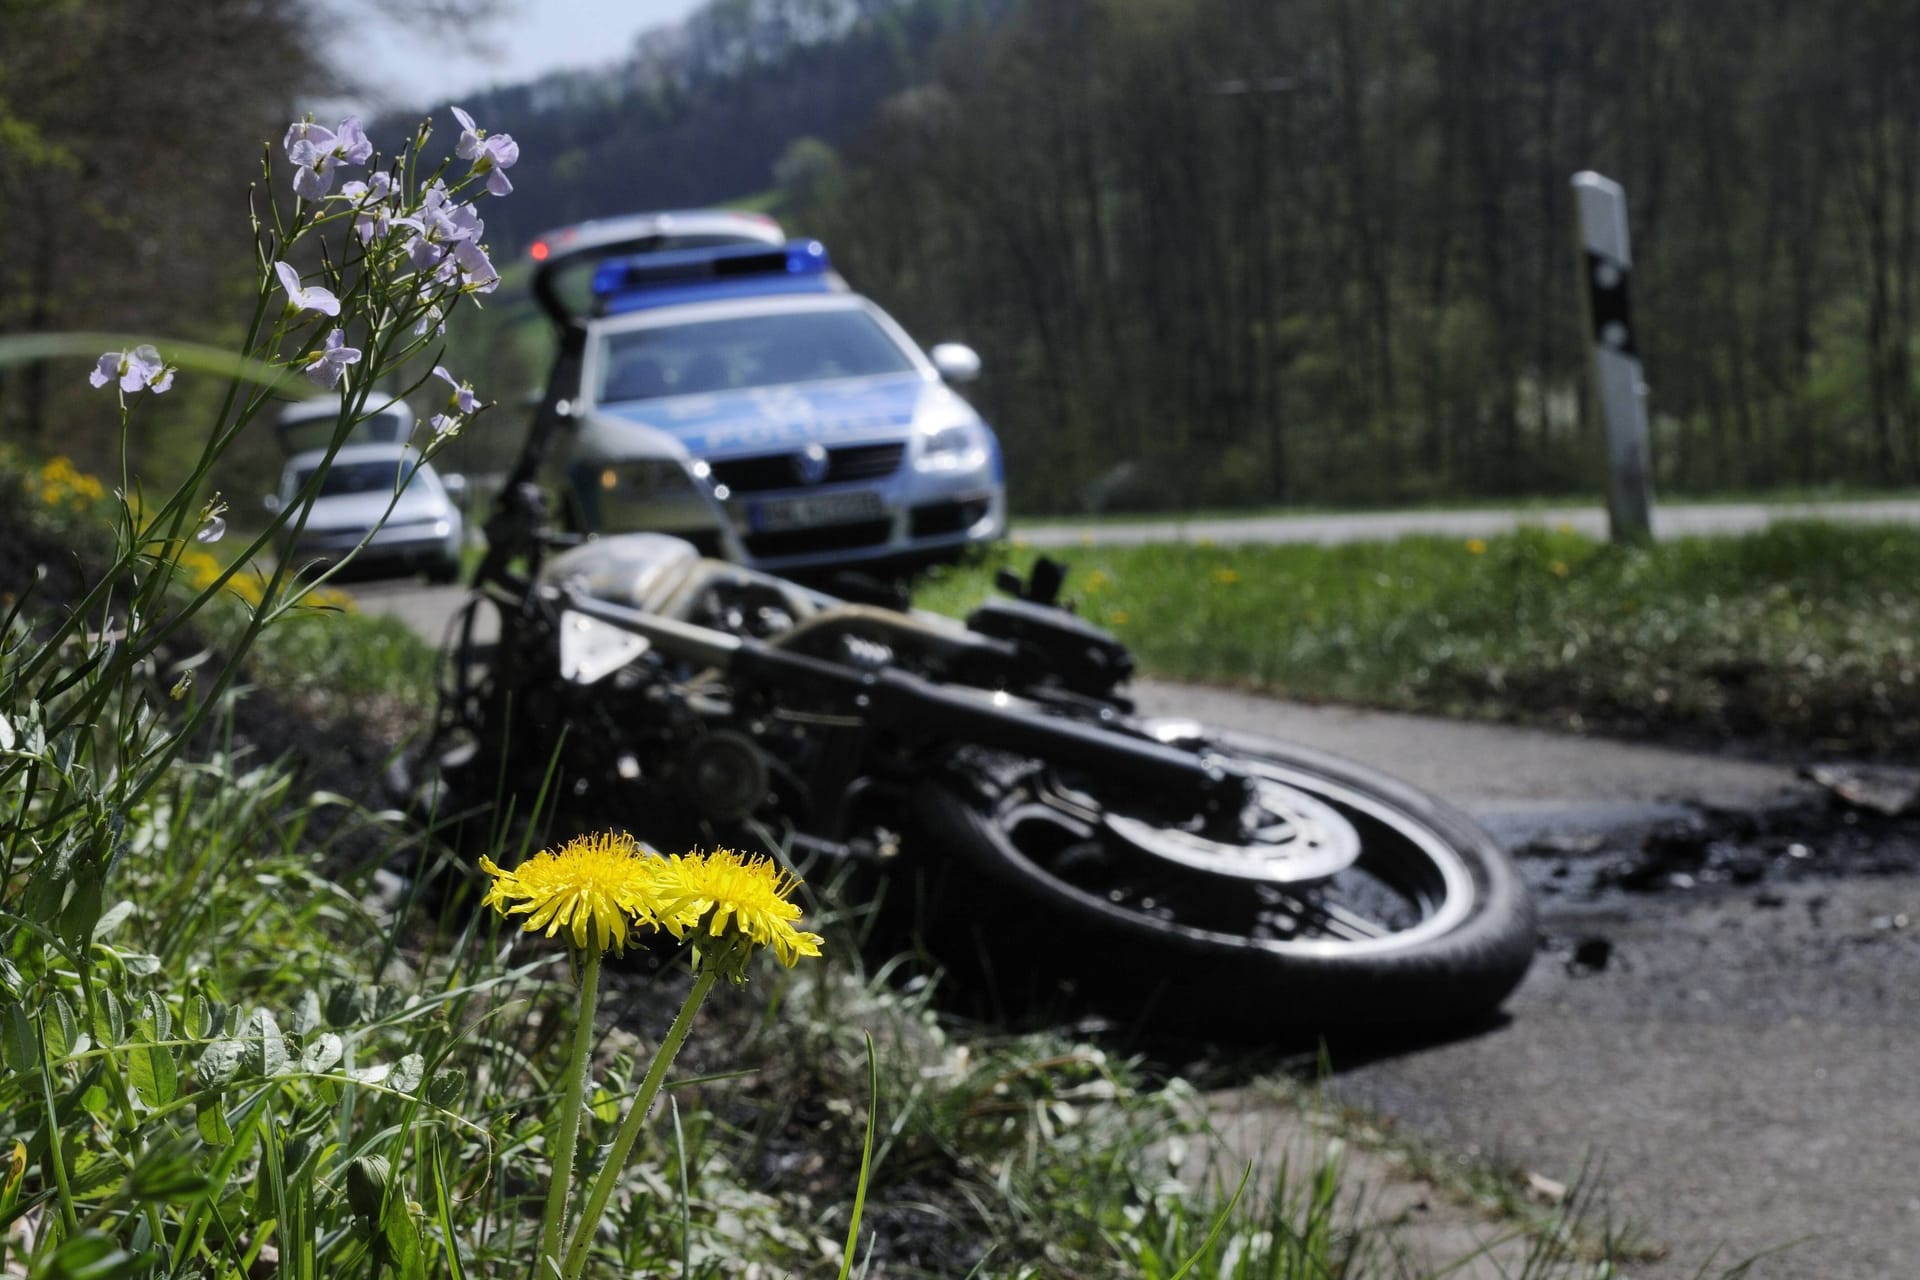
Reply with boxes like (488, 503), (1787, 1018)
(1571, 171), (1654, 544)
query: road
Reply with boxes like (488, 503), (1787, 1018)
(1136, 682), (1919, 1280)
(355, 576), (1920, 1278)
(1015, 496), (1920, 548)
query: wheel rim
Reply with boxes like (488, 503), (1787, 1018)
(998, 743), (1480, 959)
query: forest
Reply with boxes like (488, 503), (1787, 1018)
(787, 0), (1920, 510)
(6, 0), (1920, 513)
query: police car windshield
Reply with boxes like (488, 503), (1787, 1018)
(292, 459), (430, 499)
(597, 310), (916, 403)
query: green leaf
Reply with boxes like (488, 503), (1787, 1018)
(325, 983), (365, 1028)
(141, 991), (171, 1042)
(390, 1052), (425, 1095)
(346, 1154), (391, 1221)
(93, 988), (124, 1047)
(47, 990), (86, 1060)
(2, 1004), (37, 1074)
(92, 900), (136, 941)
(184, 994), (210, 1039)
(300, 1032), (342, 1074)
(41, 1228), (150, 1280)
(195, 1097), (234, 1146)
(196, 1038), (244, 1087)
(56, 864), (104, 950)
(23, 842), (74, 924)
(425, 1067), (466, 1109)
(129, 1041), (177, 1108)
(291, 989), (322, 1036)
(381, 1186), (425, 1280)
(129, 1149), (211, 1202)
(243, 1009), (287, 1077)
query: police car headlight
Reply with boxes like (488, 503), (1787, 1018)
(916, 419), (986, 470)
(598, 459), (696, 495)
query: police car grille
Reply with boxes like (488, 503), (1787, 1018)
(743, 519), (893, 559)
(708, 443), (904, 493)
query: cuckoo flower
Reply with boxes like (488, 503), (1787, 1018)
(303, 329), (362, 388)
(452, 106), (520, 196)
(339, 171), (395, 242)
(283, 115), (373, 199)
(274, 261), (341, 318)
(447, 238), (499, 294)
(88, 345), (175, 394)
(399, 184), (484, 271)
(432, 366), (480, 416)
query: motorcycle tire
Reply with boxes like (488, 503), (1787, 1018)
(903, 728), (1536, 1035)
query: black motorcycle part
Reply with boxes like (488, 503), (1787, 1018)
(683, 730), (770, 822)
(964, 598), (1134, 698)
(722, 639), (1246, 819)
(901, 732), (1535, 1034)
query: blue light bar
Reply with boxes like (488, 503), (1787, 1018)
(591, 239), (832, 299)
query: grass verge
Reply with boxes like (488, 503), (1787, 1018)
(920, 521), (1920, 757)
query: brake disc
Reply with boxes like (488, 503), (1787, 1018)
(1103, 773), (1362, 885)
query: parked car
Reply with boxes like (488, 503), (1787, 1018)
(268, 442), (464, 583)
(527, 220), (1005, 576)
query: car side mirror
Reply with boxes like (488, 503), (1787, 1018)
(930, 343), (982, 384)
(442, 473), (469, 506)
(263, 494), (283, 515)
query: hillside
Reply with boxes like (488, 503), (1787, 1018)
(384, 0), (1013, 255)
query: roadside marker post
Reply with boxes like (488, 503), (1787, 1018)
(1572, 171), (1654, 544)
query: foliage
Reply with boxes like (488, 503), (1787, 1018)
(790, 0), (1920, 511)
(921, 523), (1920, 756)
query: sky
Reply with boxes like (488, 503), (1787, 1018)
(322, 0), (707, 115)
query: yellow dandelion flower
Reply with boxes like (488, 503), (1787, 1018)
(1211, 567), (1240, 585)
(1465, 538), (1488, 556)
(1107, 609), (1131, 626)
(1549, 560), (1570, 578)
(1084, 569), (1109, 592)
(479, 831), (669, 954)
(651, 848), (823, 972)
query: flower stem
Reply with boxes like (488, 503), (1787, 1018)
(537, 947), (602, 1276)
(560, 966), (721, 1280)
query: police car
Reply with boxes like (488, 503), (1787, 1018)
(528, 214), (1005, 575)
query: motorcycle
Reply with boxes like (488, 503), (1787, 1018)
(404, 224), (1536, 1033)
(411, 493), (1535, 1033)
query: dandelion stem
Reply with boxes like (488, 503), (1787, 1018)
(560, 965), (722, 1280)
(536, 947), (601, 1276)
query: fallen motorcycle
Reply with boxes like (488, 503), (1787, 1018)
(409, 504), (1535, 1032)
(404, 217), (1534, 1033)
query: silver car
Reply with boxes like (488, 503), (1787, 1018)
(269, 442), (464, 582)
(556, 242), (1005, 575)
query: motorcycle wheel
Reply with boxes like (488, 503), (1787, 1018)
(904, 728), (1536, 1033)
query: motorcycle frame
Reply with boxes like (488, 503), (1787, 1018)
(458, 229), (1253, 848)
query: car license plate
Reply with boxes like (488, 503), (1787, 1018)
(750, 490), (886, 532)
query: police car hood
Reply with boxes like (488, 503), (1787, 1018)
(300, 488), (446, 533)
(598, 373), (929, 457)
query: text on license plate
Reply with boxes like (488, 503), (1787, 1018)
(750, 490), (887, 532)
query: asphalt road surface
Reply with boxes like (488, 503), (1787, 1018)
(357, 575), (1920, 1278)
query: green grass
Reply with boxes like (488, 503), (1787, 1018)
(920, 522), (1920, 755)
(1008, 483), (1920, 528)
(6, 449), (1717, 1279)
